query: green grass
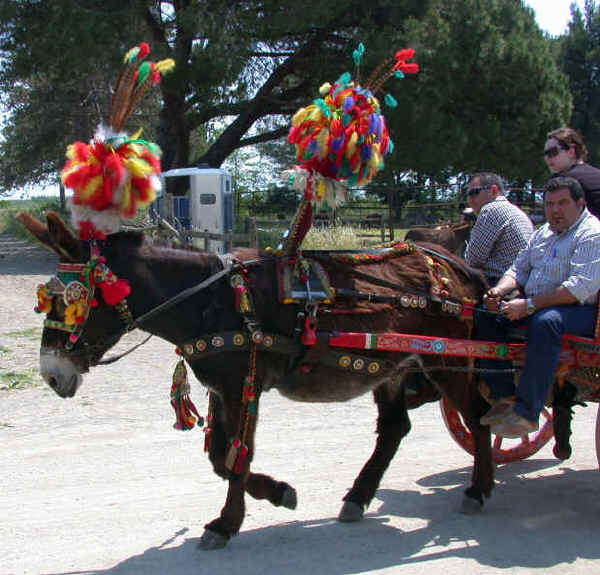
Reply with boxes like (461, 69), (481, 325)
(0, 345), (10, 354)
(3, 328), (42, 340)
(0, 369), (40, 391)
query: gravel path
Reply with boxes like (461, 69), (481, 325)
(1, 232), (600, 575)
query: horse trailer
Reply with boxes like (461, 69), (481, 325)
(154, 167), (234, 253)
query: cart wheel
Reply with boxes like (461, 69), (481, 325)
(595, 404), (600, 469)
(440, 397), (554, 463)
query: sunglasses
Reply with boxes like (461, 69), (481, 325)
(467, 186), (488, 197)
(544, 144), (569, 158)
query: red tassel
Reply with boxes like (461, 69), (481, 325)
(225, 437), (242, 470)
(99, 278), (131, 306)
(203, 426), (213, 452)
(301, 316), (318, 346)
(224, 437), (249, 475)
(170, 360), (203, 430)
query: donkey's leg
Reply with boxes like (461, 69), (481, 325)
(205, 394), (297, 509)
(455, 383), (494, 513)
(200, 392), (253, 550)
(339, 382), (411, 522)
(246, 473), (298, 510)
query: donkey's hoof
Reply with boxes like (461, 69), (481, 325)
(197, 529), (229, 550)
(459, 494), (483, 515)
(553, 443), (571, 460)
(280, 486), (298, 509)
(338, 500), (364, 522)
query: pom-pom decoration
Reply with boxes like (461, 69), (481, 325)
(35, 285), (53, 314)
(281, 45), (418, 253)
(287, 46), (418, 196)
(60, 43), (175, 238)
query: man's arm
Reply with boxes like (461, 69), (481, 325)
(464, 210), (499, 268)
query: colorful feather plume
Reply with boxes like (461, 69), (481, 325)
(286, 45), (418, 203)
(60, 43), (175, 237)
(281, 45), (417, 254)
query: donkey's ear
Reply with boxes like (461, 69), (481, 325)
(46, 211), (85, 261)
(16, 211), (57, 254)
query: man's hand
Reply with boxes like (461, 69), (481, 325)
(499, 298), (528, 321)
(483, 287), (503, 312)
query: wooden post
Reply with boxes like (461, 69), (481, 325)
(251, 218), (258, 249)
(387, 188), (394, 242)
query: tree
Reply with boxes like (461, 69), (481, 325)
(0, 0), (429, 193)
(382, 0), (571, 184)
(258, 0), (573, 208)
(558, 0), (600, 163)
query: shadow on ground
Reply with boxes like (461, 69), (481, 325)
(43, 465), (600, 575)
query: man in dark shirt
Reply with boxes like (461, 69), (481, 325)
(545, 127), (600, 218)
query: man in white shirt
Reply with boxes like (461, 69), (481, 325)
(478, 177), (600, 437)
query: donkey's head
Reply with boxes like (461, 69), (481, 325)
(18, 211), (131, 397)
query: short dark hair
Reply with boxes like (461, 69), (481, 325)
(547, 127), (588, 162)
(545, 176), (585, 202)
(469, 172), (505, 193)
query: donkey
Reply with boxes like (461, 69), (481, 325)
(404, 222), (473, 256)
(19, 210), (492, 550)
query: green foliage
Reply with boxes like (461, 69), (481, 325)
(558, 0), (600, 164)
(0, 0), (144, 192)
(0, 0), (574, 206)
(0, 197), (63, 236)
(0, 0), (430, 191)
(382, 0), (571, 185)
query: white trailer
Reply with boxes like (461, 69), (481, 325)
(158, 167), (234, 253)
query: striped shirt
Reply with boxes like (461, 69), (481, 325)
(506, 208), (600, 304)
(465, 196), (534, 283)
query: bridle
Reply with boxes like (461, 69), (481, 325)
(39, 243), (251, 366)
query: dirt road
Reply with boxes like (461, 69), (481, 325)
(1, 233), (600, 575)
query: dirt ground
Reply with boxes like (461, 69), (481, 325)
(1, 232), (600, 575)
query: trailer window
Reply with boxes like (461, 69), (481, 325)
(200, 193), (216, 205)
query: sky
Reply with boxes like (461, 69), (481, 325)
(3, 1), (593, 199)
(525, 0), (588, 36)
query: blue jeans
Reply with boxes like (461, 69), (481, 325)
(476, 305), (596, 422)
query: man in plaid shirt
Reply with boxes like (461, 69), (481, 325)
(465, 172), (533, 284)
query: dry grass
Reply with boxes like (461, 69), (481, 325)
(300, 225), (366, 250)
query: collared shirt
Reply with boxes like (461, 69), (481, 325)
(465, 196), (534, 283)
(506, 208), (600, 304)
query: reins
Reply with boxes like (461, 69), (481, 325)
(84, 256), (267, 365)
(133, 267), (232, 328)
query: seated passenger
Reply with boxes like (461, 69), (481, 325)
(478, 177), (600, 437)
(464, 172), (533, 285)
(545, 127), (600, 219)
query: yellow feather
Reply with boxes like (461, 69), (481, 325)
(292, 107), (307, 126)
(345, 132), (358, 158)
(155, 59), (175, 74)
(120, 179), (133, 213)
(78, 176), (103, 202)
(124, 157), (153, 177)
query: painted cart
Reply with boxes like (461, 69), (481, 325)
(323, 312), (600, 466)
